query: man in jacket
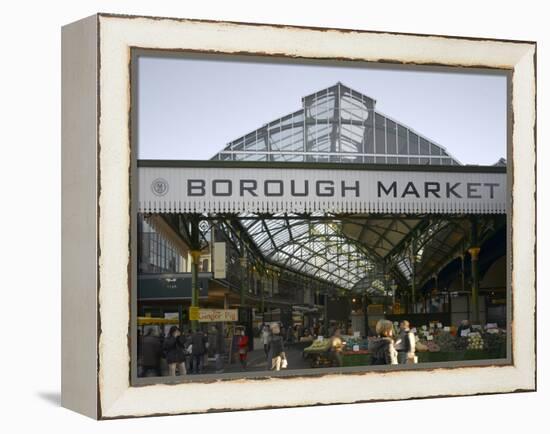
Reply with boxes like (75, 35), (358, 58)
(141, 327), (162, 377)
(395, 320), (416, 364)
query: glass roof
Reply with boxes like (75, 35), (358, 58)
(205, 84), (482, 293)
(239, 213), (379, 290)
(212, 82), (461, 165)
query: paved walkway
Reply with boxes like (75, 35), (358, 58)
(201, 342), (312, 374)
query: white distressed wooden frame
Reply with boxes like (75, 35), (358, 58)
(61, 13), (536, 419)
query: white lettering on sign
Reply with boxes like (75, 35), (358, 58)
(139, 165), (506, 214)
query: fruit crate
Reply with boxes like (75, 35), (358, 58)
(342, 352), (371, 367)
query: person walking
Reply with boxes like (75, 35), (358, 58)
(236, 328), (249, 370)
(261, 324), (271, 359)
(395, 320), (416, 364)
(163, 326), (187, 376)
(209, 325), (225, 373)
(268, 324), (286, 371)
(369, 320), (398, 365)
(189, 328), (207, 374)
(141, 327), (162, 377)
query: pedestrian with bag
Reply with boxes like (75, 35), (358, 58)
(268, 324), (287, 371)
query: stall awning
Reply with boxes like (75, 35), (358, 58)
(138, 161), (507, 215)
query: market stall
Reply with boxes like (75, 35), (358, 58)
(414, 323), (507, 363)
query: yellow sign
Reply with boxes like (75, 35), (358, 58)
(189, 308), (238, 322)
(189, 306), (200, 321)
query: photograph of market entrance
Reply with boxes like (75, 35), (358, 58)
(133, 54), (509, 381)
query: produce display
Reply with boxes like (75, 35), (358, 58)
(342, 336), (368, 350)
(434, 331), (455, 352)
(454, 336), (469, 351)
(302, 323), (506, 368)
(467, 333), (485, 350)
(407, 322), (507, 364)
(425, 341), (441, 352)
(482, 331), (506, 352)
(415, 341), (428, 352)
(303, 339), (331, 354)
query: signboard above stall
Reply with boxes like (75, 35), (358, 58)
(189, 308), (239, 322)
(137, 273), (210, 300)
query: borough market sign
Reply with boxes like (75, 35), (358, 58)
(138, 161), (507, 214)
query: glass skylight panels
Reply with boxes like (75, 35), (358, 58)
(375, 113), (386, 154)
(212, 83), (461, 167)
(409, 132), (419, 154)
(387, 119), (397, 154)
(397, 125), (408, 154)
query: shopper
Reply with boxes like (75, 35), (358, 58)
(141, 327), (162, 377)
(209, 325), (225, 373)
(329, 328), (345, 367)
(163, 326), (187, 376)
(280, 324), (286, 343)
(457, 319), (472, 337)
(395, 320), (416, 364)
(189, 328), (207, 374)
(237, 328), (249, 370)
(261, 324), (272, 359)
(286, 325), (294, 344)
(268, 324), (286, 371)
(369, 320), (398, 365)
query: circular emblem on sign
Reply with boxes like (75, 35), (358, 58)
(151, 178), (169, 196)
(199, 220), (210, 232)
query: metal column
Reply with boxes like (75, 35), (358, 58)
(411, 238), (417, 314)
(468, 217), (481, 324)
(189, 216), (201, 332)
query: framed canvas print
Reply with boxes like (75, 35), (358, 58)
(61, 13), (536, 419)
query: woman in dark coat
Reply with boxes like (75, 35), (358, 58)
(163, 326), (187, 376)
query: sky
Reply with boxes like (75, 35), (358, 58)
(137, 54), (507, 165)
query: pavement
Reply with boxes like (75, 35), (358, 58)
(201, 342), (312, 374)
